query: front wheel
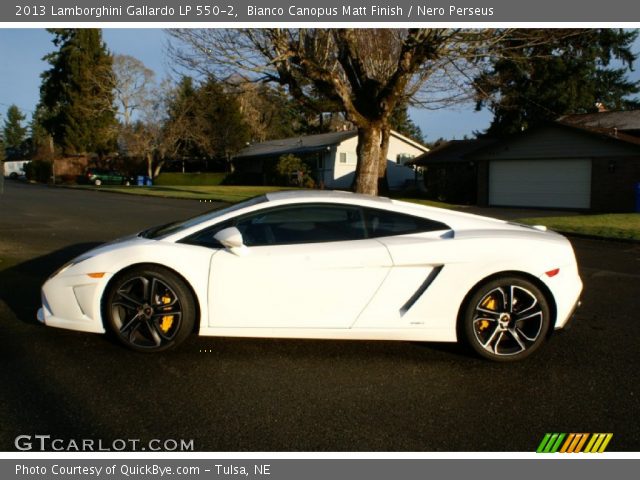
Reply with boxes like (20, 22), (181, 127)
(103, 266), (195, 352)
(462, 277), (551, 362)
(94, 178), (102, 186)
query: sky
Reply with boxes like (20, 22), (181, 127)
(1, 28), (639, 142)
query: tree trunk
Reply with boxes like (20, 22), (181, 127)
(153, 156), (165, 179)
(353, 124), (382, 195)
(377, 126), (391, 195)
(146, 153), (153, 178)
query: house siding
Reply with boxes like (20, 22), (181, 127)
(591, 156), (640, 212)
(328, 134), (425, 189)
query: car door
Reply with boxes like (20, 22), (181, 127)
(352, 207), (453, 329)
(207, 203), (393, 329)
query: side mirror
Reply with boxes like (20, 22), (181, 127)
(213, 227), (247, 256)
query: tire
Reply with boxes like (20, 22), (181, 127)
(94, 178), (102, 186)
(462, 276), (551, 362)
(103, 265), (196, 352)
(9, 172), (18, 179)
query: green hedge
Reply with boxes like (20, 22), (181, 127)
(24, 160), (53, 183)
(153, 172), (227, 186)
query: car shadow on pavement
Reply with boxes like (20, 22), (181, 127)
(0, 242), (103, 326)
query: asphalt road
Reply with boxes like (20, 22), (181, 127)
(1, 181), (639, 452)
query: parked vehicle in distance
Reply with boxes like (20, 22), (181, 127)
(37, 190), (583, 361)
(84, 168), (133, 186)
(3, 160), (31, 179)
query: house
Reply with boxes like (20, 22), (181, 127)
(411, 113), (640, 212)
(233, 129), (428, 190)
(408, 139), (496, 205)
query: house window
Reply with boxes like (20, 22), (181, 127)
(396, 153), (415, 165)
(339, 152), (347, 164)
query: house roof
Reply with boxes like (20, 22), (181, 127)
(409, 139), (496, 165)
(555, 121), (640, 147)
(466, 121), (640, 160)
(413, 120), (640, 166)
(557, 110), (640, 132)
(234, 129), (428, 160)
(234, 130), (357, 159)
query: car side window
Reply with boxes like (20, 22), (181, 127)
(181, 204), (367, 248)
(363, 207), (450, 238)
(180, 219), (235, 248)
(236, 204), (366, 246)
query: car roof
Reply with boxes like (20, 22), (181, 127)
(265, 189), (393, 204)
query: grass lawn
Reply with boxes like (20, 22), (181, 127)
(66, 185), (293, 203)
(517, 214), (640, 241)
(153, 172), (227, 186)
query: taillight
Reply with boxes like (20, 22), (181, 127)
(545, 268), (560, 277)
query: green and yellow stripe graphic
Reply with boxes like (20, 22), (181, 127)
(537, 433), (613, 453)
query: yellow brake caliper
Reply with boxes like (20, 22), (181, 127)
(159, 296), (174, 333)
(478, 296), (497, 331)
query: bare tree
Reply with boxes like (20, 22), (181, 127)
(167, 28), (586, 195)
(118, 77), (172, 179)
(112, 54), (156, 127)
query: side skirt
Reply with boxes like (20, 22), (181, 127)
(196, 327), (456, 342)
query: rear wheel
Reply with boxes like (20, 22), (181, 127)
(463, 276), (550, 362)
(103, 266), (195, 352)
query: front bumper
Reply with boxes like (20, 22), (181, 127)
(38, 273), (110, 334)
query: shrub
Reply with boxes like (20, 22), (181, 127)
(24, 160), (53, 183)
(273, 154), (314, 187)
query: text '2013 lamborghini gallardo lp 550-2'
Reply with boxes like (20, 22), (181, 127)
(38, 190), (582, 361)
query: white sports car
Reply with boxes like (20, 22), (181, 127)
(37, 190), (582, 361)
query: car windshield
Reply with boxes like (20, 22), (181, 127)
(140, 195), (269, 239)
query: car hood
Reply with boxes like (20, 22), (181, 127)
(69, 233), (155, 264)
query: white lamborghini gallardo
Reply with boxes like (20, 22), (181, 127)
(38, 190), (582, 361)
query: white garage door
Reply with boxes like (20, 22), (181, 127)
(489, 159), (591, 208)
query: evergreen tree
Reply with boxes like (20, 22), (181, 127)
(39, 29), (117, 155)
(27, 106), (54, 160)
(163, 76), (202, 159)
(390, 103), (425, 144)
(196, 77), (250, 163)
(475, 29), (640, 136)
(3, 105), (28, 159)
(0, 113), (5, 163)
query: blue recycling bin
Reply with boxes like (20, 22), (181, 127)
(636, 182), (640, 213)
(145, 176), (153, 186)
(136, 175), (145, 186)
